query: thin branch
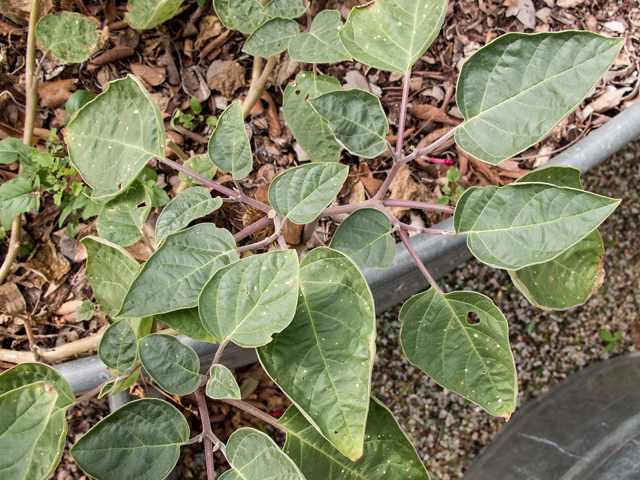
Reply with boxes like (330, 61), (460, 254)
(277, 235), (287, 250)
(171, 124), (209, 144)
(195, 388), (223, 480)
(167, 140), (189, 161)
(385, 139), (398, 163)
(182, 432), (206, 446)
(236, 215), (285, 252)
(382, 199), (455, 214)
(398, 228), (443, 294)
(233, 215), (272, 242)
(320, 198), (378, 217)
(222, 398), (285, 431)
(396, 68), (411, 158)
(211, 340), (228, 368)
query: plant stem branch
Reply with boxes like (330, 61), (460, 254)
(195, 388), (223, 480)
(382, 199), (455, 214)
(233, 215), (272, 242)
(211, 340), (228, 367)
(277, 235), (287, 250)
(242, 56), (278, 118)
(222, 398), (285, 431)
(66, 374), (117, 410)
(167, 140), (189, 161)
(321, 198), (378, 217)
(398, 228), (443, 294)
(396, 69), (411, 159)
(236, 215), (285, 252)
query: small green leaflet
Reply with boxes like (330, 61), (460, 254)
(220, 428), (307, 480)
(281, 397), (430, 480)
(259, 248), (376, 461)
(213, 0), (268, 35)
(288, 10), (351, 64)
(400, 289), (516, 418)
(242, 17), (300, 57)
(308, 89), (389, 159)
(156, 308), (217, 343)
(339, 0), (448, 74)
(98, 320), (139, 377)
(178, 154), (217, 186)
(35, 12), (105, 64)
(455, 32), (624, 165)
(263, 0), (306, 19)
(206, 364), (241, 399)
(99, 367), (141, 398)
(119, 224), (238, 317)
(0, 175), (39, 228)
(0, 137), (31, 165)
(268, 163), (348, 224)
(453, 182), (619, 270)
(139, 334), (201, 395)
(155, 187), (223, 245)
(330, 208), (395, 269)
(71, 399), (189, 480)
(75, 301), (95, 321)
(96, 181), (151, 247)
(199, 250), (299, 347)
(283, 72), (342, 163)
(208, 101), (253, 180)
(65, 75), (165, 202)
(125, 0), (185, 30)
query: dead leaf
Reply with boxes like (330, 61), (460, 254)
(39, 79), (77, 108)
(515, 0), (536, 29)
(387, 164), (430, 218)
(113, 28), (140, 49)
(532, 143), (554, 168)
(55, 300), (83, 316)
(556, 0), (584, 8)
(0, 282), (26, 315)
(631, 321), (640, 349)
(273, 52), (299, 87)
(104, 0), (116, 25)
(589, 87), (630, 114)
(602, 21), (625, 34)
(261, 90), (281, 137)
(0, 0), (51, 26)
(467, 154), (504, 186)
(88, 45), (135, 71)
(343, 70), (372, 93)
(357, 163), (383, 197)
(201, 29), (232, 58)
(183, 65), (211, 102)
(124, 239), (154, 262)
(207, 60), (246, 98)
(130, 64), (167, 87)
(409, 104), (461, 125)
(26, 241), (71, 284)
(195, 16), (223, 50)
(347, 180), (366, 204)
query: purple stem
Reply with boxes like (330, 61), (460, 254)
(321, 198), (377, 217)
(397, 228), (443, 294)
(195, 388), (221, 480)
(277, 235), (288, 250)
(233, 215), (272, 242)
(396, 69), (411, 159)
(398, 221), (455, 236)
(382, 199), (455, 214)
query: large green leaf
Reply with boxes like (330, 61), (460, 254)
(206, 365), (241, 400)
(330, 208), (395, 269)
(0, 138), (31, 165)
(119, 224), (238, 317)
(263, 0), (306, 19)
(400, 289), (516, 418)
(514, 165), (582, 189)
(82, 236), (140, 318)
(98, 320), (139, 377)
(308, 89), (388, 159)
(178, 154), (217, 186)
(243, 17), (300, 57)
(283, 72), (342, 163)
(36, 12), (104, 64)
(65, 75), (165, 202)
(200, 250), (299, 347)
(139, 334), (201, 395)
(0, 382), (58, 480)
(220, 428), (307, 480)
(455, 32), (623, 165)
(96, 181), (151, 247)
(0, 175), (39, 228)
(156, 308), (216, 343)
(258, 248), (376, 461)
(213, 0), (268, 35)
(288, 10), (351, 64)
(71, 399), (189, 480)
(268, 163), (348, 224)
(453, 183), (619, 270)
(339, 0), (447, 74)
(155, 188), (222, 245)
(208, 101), (252, 180)
(281, 397), (430, 480)
(125, 0), (184, 30)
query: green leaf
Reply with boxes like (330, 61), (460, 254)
(242, 17), (300, 57)
(200, 250), (299, 347)
(447, 167), (460, 183)
(119, 224), (238, 317)
(0, 138), (31, 165)
(213, 0), (268, 35)
(99, 320), (139, 377)
(268, 163), (348, 224)
(155, 187), (222, 245)
(65, 75), (165, 202)
(400, 289), (516, 418)
(156, 308), (217, 343)
(81, 236), (140, 318)
(453, 183), (619, 270)
(281, 397), (430, 480)
(0, 382), (58, 480)
(206, 365), (241, 400)
(288, 10), (351, 64)
(308, 89), (388, 159)
(208, 101), (252, 180)
(35, 12), (105, 64)
(258, 247), (375, 461)
(99, 367), (141, 398)
(71, 399), (189, 480)
(339, 0), (447, 74)
(455, 32), (624, 165)
(75, 301), (95, 321)
(0, 175), (40, 227)
(189, 96), (202, 115)
(263, 0), (306, 19)
(96, 181), (151, 246)
(220, 428), (307, 480)
(139, 334), (201, 395)
(283, 72), (342, 163)
(599, 329), (613, 343)
(515, 165), (582, 189)
(179, 154), (217, 186)
(125, 0), (185, 30)
(65, 90), (96, 118)
(0, 363), (74, 409)
(330, 208), (395, 269)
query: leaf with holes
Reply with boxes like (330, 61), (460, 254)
(65, 75), (165, 202)
(199, 250), (299, 347)
(283, 72), (342, 163)
(453, 182), (619, 270)
(156, 308), (217, 343)
(242, 17), (300, 57)
(455, 32), (623, 165)
(258, 247), (376, 461)
(400, 289), (516, 418)
(206, 365), (241, 400)
(155, 187), (223, 245)
(213, 0), (268, 34)
(178, 154), (217, 186)
(125, 0), (185, 30)
(119, 224), (238, 318)
(288, 10), (351, 63)
(308, 89), (388, 158)
(139, 334), (201, 395)
(71, 399), (189, 480)
(263, 0), (306, 19)
(0, 175), (40, 228)
(281, 397), (430, 480)
(208, 101), (252, 180)
(96, 181), (151, 247)
(330, 208), (395, 269)
(98, 320), (139, 377)
(268, 163), (348, 224)
(36, 12), (105, 64)
(339, 0), (447, 74)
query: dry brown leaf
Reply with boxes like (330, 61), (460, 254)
(387, 164), (430, 218)
(195, 16), (223, 50)
(467, 155), (504, 186)
(631, 320), (640, 349)
(357, 163), (383, 197)
(590, 87), (630, 114)
(39, 79), (78, 108)
(88, 45), (135, 71)
(0, 0), (51, 26)
(0, 282), (26, 315)
(347, 180), (366, 204)
(130, 64), (166, 87)
(26, 241), (71, 284)
(556, 0), (584, 7)
(207, 60), (246, 98)
(55, 300), (83, 316)
(409, 104), (462, 125)
(261, 90), (281, 137)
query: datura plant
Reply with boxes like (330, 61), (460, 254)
(0, 0), (623, 479)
